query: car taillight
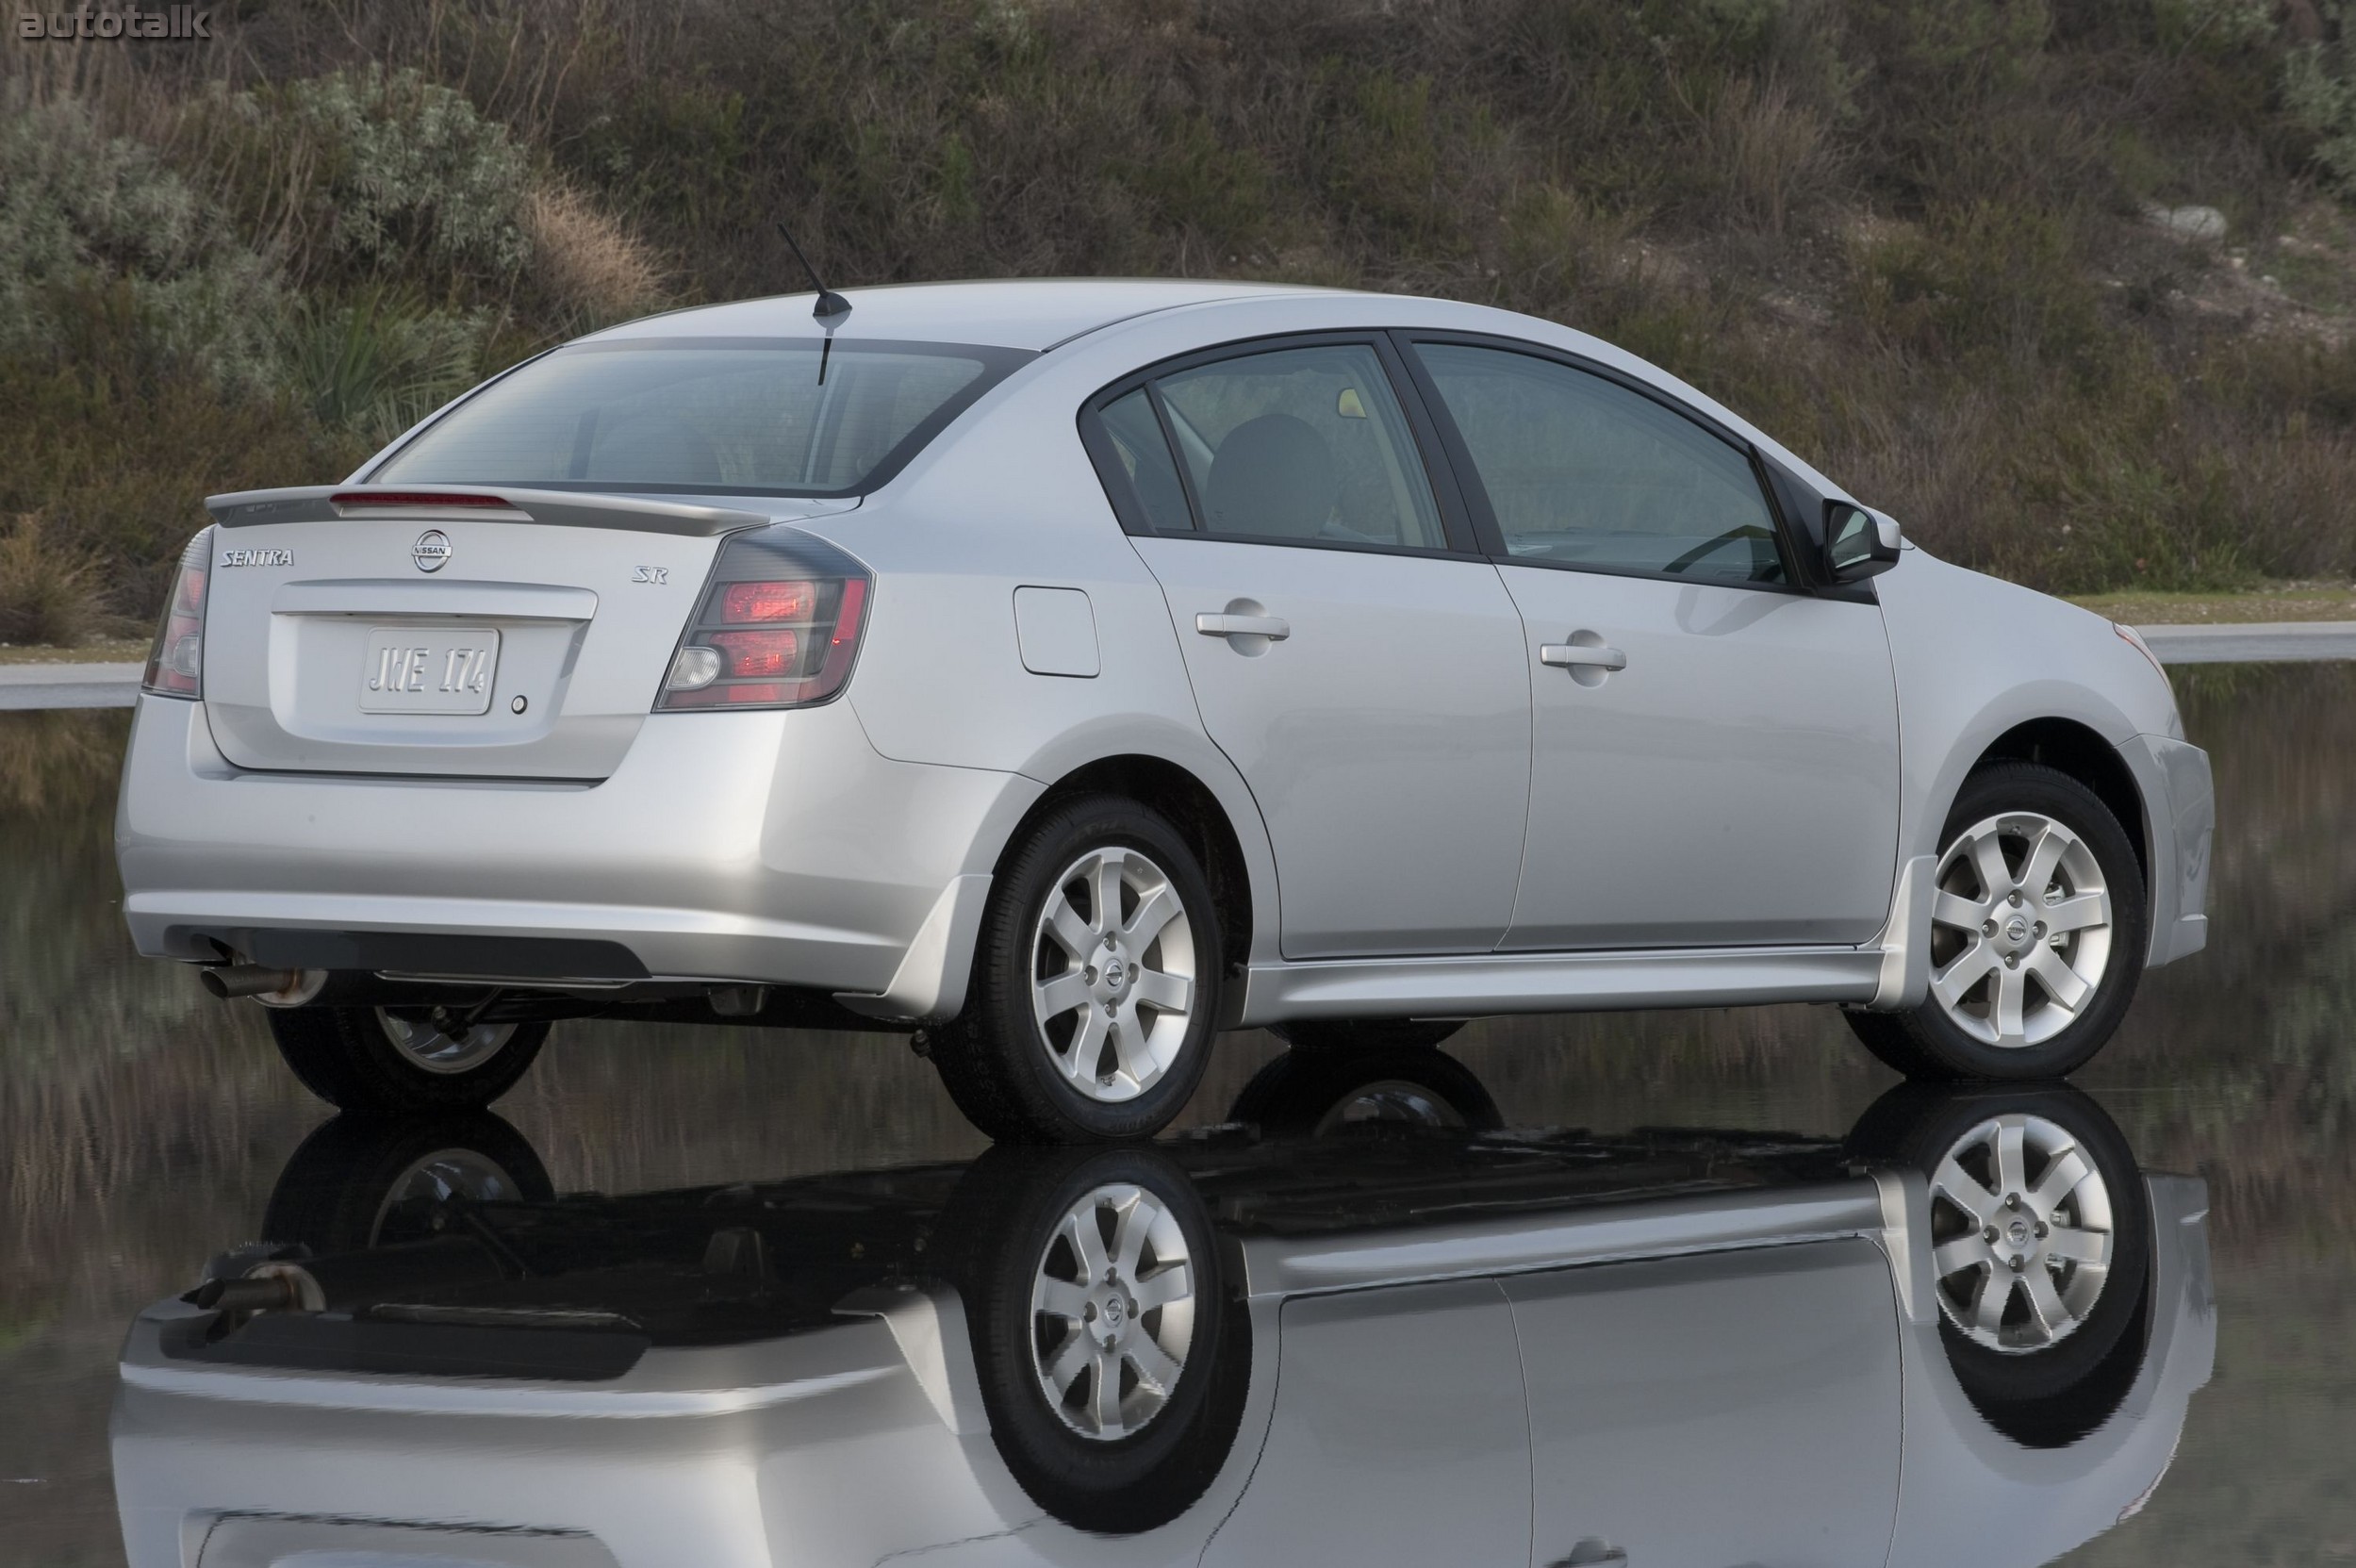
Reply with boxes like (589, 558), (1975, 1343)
(658, 527), (871, 711)
(141, 527), (213, 700)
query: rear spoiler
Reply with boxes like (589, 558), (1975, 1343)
(204, 485), (819, 538)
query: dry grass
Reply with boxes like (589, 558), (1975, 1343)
(0, 513), (108, 648)
(1693, 75), (1836, 237)
(521, 181), (666, 324)
(2070, 581), (2356, 622)
(0, 636), (151, 665)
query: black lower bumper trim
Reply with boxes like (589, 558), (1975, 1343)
(227, 930), (651, 982)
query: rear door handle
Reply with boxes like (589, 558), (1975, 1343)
(1539, 642), (1626, 671)
(1196, 613), (1291, 641)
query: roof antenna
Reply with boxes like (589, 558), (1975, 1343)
(777, 223), (851, 321)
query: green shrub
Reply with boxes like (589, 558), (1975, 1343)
(206, 65), (535, 288)
(285, 289), (487, 444)
(0, 97), (285, 396)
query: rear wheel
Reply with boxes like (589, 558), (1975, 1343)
(1847, 762), (2147, 1080)
(932, 795), (1221, 1143)
(267, 1005), (550, 1114)
(1230, 1044), (1501, 1138)
(947, 1145), (1248, 1532)
(262, 1112), (553, 1255)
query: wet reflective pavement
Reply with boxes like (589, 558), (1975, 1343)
(5, 666), (2353, 1566)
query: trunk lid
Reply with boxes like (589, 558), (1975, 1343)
(197, 485), (855, 778)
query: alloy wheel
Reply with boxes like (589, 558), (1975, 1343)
(1925, 1111), (2117, 1352)
(1926, 812), (2115, 1048)
(1030, 847), (1198, 1103)
(375, 1008), (518, 1075)
(1029, 1181), (1197, 1441)
(369, 1148), (530, 1246)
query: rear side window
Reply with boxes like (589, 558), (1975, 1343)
(1413, 343), (1787, 585)
(371, 338), (1027, 497)
(1155, 345), (1447, 550)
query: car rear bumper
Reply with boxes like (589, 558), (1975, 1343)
(115, 695), (1039, 997)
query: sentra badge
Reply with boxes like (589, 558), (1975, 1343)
(412, 530), (453, 572)
(217, 548), (292, 569)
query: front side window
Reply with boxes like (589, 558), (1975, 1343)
(371, 338), (1025, 497)
(1149, 344), (1449, 550)
(1413, 343), (1787, 585)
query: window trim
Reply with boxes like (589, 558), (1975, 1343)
(1391, 330), (1838, 599)
(362, 336), (1035, 501)
(1076, 330), (1486, 558)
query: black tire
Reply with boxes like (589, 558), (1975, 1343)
(1847, 1081), (2151, 1429)
(1229, 1044), (1502, 1138)
(267, 1005), (550, 1114)
(945, 1145), (1250, 1533)
(262, 1111), (554, 1255)
(1846, 762), (2148, 1080)
(932, 795), (1223, 1144)
(1269, 1017), (1466, 1053)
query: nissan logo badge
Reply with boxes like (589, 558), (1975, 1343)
(412, 530), (453, 572)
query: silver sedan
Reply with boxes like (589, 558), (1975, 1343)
(115, 280), (2215, 1140)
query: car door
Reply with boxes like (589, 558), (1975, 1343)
(1200, 1279), (1533, 1567)
(1085, 337), (1531, 958)
(1506, 1241), (1903, 1568)
(1403, 338), (1901, 949)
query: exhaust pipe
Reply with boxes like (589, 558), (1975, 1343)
(199, 965), (328, 1005)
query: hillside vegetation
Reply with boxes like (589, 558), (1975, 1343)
(8, 0), (2356, 641)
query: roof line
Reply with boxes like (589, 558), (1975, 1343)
(1034, 289), (1334, 353)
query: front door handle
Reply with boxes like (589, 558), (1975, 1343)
(1196, 613), (1292, 641)
(1539, 641), (1626, 671)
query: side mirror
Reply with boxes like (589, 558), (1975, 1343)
(1825, 503), (1903, 582)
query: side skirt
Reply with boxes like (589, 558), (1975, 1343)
(1232, 943), (1884, 1029)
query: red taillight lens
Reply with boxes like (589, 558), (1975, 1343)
(141, 528), (213, 700)
(658, 531), (870, 712)
(720, 580), (819, 624)
(710, 628), (800, 678)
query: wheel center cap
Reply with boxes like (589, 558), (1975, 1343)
(2004, 914), (2031, 947)
(2006, 1217), (2032, 1248)
(1103, 957), (1127, 990)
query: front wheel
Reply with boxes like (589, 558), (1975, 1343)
(1848, 1081), (2151, 1437)
(1847, 762), (2148, 1080)
(267, 1005), (550, 1114)
(931, 795), (1221, 1143)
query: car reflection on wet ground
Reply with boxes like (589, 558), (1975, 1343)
(3, 664), (2353, 1566)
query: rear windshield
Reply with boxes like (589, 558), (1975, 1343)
(368, 337), (1029, 497)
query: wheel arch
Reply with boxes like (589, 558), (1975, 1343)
(1967, 718), (2150, 886)
(994, 751), (1262, 994)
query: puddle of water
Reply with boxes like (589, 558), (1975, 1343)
(2, 665), (2352, 1564)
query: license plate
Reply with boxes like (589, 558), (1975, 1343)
(359, 627), (502, 715)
